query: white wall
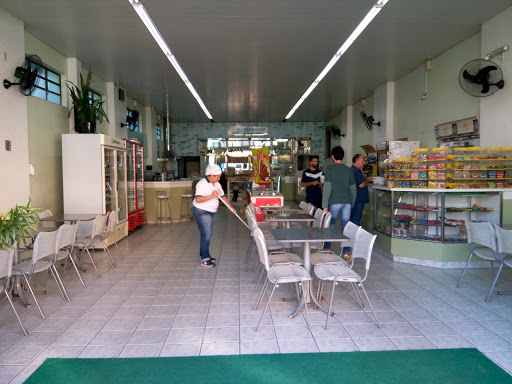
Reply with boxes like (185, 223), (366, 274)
(480, 5), (512, 147)
(0, 9), (30, 212)
(25, 32), (69, 215)
(394, 33), (481, 148)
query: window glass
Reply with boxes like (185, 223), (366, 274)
(30, 58), (61, 105)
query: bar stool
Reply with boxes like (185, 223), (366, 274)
(156, 190), (172, 223)
(180, 193), (194, 219)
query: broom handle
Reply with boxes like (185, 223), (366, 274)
(218, 196), (250, 230)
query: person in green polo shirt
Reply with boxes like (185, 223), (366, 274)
(322, 146), (356, 251)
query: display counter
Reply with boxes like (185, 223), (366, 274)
(145, 181), (194, 223)
(369, 185), (512, 268)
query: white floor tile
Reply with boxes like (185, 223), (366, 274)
(2, 216), (512, 375)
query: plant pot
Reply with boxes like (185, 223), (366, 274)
(75, 122), (96, 134)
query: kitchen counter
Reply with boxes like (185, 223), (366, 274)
(145, 180), (195, 188)
(145, 180), (195, 223)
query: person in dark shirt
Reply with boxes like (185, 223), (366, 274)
(350, 154), (373, 226)
(301, 156), (324, 208)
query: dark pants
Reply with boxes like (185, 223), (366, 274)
(231, 190), (239, 202)
(191, 205), (216, 261)
(350, 202), (366, 226)
(307, 199), (322, 209)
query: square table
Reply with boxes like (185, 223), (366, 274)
(263, 213), (314, 228)
(38, 214), (98, 224)
(270, 227), (348, 273)
(269, 227), (349, 317)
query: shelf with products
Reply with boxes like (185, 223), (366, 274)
(373, 186), (503, 243)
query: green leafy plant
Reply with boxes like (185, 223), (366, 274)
(67, 70), (109, 124)
(0, 199), (41, 251)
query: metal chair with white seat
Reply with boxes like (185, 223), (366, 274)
(486, 224), (512, 302)
(309, 214), (357, 266)
(314, 228), (380, 330)
(55, 223), (85, 287)
(75, 214), (116, 277)
(12, 230), (70, 319)
(457, 221), (498, 289)
(103, 210), (124, 260)
(252, 230), (311, 331)
(0, 246), (28, 335)
(251, 225), (302, 291)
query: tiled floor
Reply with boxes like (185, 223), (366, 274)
(1, 208), (512, 383)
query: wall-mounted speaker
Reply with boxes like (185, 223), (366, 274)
(118, 88), (125, 102)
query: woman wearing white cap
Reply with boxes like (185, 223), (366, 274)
(191, 164), (236, 267)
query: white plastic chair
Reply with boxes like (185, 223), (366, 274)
(310, 213), (354, 266)
(36, 209), (55, 229)
(55, 223), (85, 287)
(104, 210), (124, 259)
(457, 221), (498, 289)
(0, 246), (27, 335)
(292, 208), (325, 249)
(12, 230), (70, 319)
(314, 228), (380, 330)
(486, 225), (512, 302)
(252, 230), (311, 331)
(75, 214), (116, 278)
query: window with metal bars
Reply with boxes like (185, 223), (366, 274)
(156, 124), (161, 139)
(30, 60), (61, 105)
(126, 108), (139, 131)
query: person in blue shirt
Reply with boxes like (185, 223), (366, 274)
(301, 156), (324, 208)
(350, 154), (373, 226)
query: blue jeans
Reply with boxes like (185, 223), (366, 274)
(325, 203), (351, 251)
(191, 205), (216, 261)
(350, 202), (365, 226)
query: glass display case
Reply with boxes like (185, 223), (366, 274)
(373, 186), (502, 243)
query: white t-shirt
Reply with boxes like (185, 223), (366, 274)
(192, 177), (225, 213)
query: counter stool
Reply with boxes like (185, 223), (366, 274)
(156, 190), (172, 223)
(180, 193), (194, 219)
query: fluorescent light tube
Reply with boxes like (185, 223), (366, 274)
(284, 0), (390, 121)
(128, 0), (214, 121)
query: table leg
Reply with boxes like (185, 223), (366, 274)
(288, 242), (333, 318)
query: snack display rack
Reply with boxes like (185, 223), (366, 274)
(384, 147), (512, 190)
(447, 147), (512, 189)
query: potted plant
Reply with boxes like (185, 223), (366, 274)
(0, 199), (40, 251)
(67, 70), (109, 134)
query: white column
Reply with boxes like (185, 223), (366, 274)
(480, 6), (512, 147)
(373, 81), (395, 144)
(66, 58), (81, 133)
(344, 106), (354, 166)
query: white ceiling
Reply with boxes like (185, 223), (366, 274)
(1, 0), (512, 123)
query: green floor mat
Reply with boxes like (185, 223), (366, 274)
(24, 348), (512, 384)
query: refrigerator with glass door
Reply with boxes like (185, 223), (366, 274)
(62, 134), (128, 236)
(125, 139), (145, 230)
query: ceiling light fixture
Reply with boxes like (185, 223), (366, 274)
(128, 0), (214, 122)
(283, 0), (390, 121)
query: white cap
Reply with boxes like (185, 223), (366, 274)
(205, 164), (222, 176)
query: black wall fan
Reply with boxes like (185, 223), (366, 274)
(3, 54), (43, 96)
(360, 111), (380, 131)
(326, 125), (345, 137)
(459, 59), (505, 97)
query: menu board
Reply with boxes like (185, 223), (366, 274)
(252, 147), (271, 184)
